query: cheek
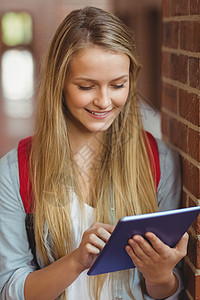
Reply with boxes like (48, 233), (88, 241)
(114, 89), (129, 108)
(65, 89), (91, 108)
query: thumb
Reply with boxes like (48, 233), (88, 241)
(175, 232), (189, 257)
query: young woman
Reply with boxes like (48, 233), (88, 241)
(0, 6), (188, 300)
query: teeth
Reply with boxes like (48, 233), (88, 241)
(85, 109), (110, 116)
(91, 111), (107, 116)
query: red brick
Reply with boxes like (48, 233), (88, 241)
(192, 213), (200, 236)
(162, 0), (171, 18)
(170, 53), (188, 83)
(188, 202), (200, 236)
(182, 190), (189, 207)
(188, 233), (197, 267)
(184, 262), (195, 298)
(179, 89), (200, 126)
(188, 128), (200, 162)
(196, 276), (200, 299)
(161, 51), (171, 78)
(171, 0), (189, 16)
(180, 21), (200, 52)
(162, 82), (177, 113)
(184, 262), (200, 299)
(189, 57), (200, 89)
(187, 234), (200, 269)
(182, 158), (200, 198)
(168, 118), (188, 152)
(196, 215), (200, 237)
(188, 199), (197, 207)
(162, 21), (179, 48)
(190, 0), (200, 14)
(161, 111), (170, 139)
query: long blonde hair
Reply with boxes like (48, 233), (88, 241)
(30, 6), (158, 299)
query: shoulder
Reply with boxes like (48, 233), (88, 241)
(155, 139), (182, 211)
(156, 139), (180, 175)
(0, 147), (19, 181)
(0, 147), (25, 213)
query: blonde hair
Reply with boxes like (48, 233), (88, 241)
(30, 6), (158, 299)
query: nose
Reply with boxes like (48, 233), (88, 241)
(93, 87), (111, 109)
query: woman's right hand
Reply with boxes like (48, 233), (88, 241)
(73, 222), (114, 272)
(24, 223), (114, 300)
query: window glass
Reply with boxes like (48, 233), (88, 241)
(1, 12), (32, 46)
(2, 49), (34, 117)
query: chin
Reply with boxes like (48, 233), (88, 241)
(87, 124), (112, 133)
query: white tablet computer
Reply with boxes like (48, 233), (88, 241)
(87, 206), (200, 276)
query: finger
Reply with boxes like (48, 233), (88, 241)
(127, 238), (145, 260)
(85, 242), (101, 254)
(90, 222), (114, 234)
(145, 232), (169, 255)
(125, 243), (150, 270)
(95, 227), (112, 242)
(88, 232), (106, 250)
(89, 224), (113, 242)
(132, 235), (158, 257)
(127, 235), (158, 262)
(175, 232), (189, 257)
(125, 244), (142, 265)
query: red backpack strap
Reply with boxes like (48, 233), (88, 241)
(17, 133), (160, 213)
(18, 136), (33, 213)
(145, 131), (161, 191)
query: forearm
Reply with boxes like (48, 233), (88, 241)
(145, 272), (178, 299)
(24, 250), (83, 300)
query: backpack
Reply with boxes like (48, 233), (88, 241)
(17, 132), (161, 266)
(18, 132), (161, 214)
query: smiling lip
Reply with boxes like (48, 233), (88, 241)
(85, 108), (112, 119)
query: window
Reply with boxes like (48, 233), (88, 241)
(2, 50), (34, 117)
(1, 12), (34, 118)
(2, 12), (33, 47)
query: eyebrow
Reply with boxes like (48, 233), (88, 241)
(74, 74), (129, 83)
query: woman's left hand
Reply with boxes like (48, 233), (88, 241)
(125, 232), (189, 298)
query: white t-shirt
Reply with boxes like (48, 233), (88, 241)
(66, 195), (114, 299)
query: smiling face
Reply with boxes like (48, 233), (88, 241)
(64, 46), (130, 137)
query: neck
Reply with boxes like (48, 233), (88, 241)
(66, 120), (103, 153)
(67, 123), (104, 168)
(67, 126), (104, 206)
(71, 132), (103, 155)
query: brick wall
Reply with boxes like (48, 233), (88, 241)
(161, 1), (200, 299)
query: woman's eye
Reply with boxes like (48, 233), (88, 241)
(78, 85), (93, 91)
(112, 83), (125, 89)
